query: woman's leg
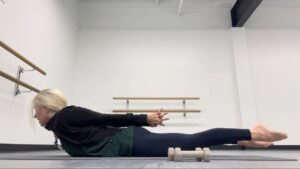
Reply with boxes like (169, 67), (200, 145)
(132, 127), (251, 157)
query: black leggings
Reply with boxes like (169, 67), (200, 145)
(132, 127), (251, 157)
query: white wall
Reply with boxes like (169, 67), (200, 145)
(73, 30), (242, 134)
(231, 28), (258, 129)
(246, 30), (300, 144)
(0, 0), (78, 144)
(242, 3), (300, 145)
(79, 0), (233, 29)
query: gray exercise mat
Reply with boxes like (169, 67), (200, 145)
(0, 155), (297, 161)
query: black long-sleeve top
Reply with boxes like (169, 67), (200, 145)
(45, 106), (148, 145)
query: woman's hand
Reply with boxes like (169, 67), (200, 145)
(147, 109), (169, 127)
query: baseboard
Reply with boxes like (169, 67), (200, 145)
(0, 144), (58, 152)
(211, 145), (300, 150)
(0, 144), (299, 152)
(245, 145), (300, 150)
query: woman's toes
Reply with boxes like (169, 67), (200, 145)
(238, 140), (273, 148)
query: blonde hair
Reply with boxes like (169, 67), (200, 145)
(31, 88), (67, 119)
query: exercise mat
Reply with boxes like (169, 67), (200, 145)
(0, 155), (297, 161)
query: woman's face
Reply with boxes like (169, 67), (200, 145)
(34, 105), (50, 127)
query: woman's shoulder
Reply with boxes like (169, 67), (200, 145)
(61, 105), (76, 111)
(57, 105), (94, 115)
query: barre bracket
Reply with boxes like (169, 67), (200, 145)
(14, 66), (35, 96)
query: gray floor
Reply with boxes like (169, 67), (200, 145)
(0, 149), (299, 168)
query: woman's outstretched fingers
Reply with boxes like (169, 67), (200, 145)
(159, 112), (169, 125)
(161, 113), (169, 121)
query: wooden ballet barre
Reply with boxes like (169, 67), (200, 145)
(0, 40), (46, 75)
(113, 109), (201, 113)
(113, 97), (200, 100)
(0, 70), (40, 93)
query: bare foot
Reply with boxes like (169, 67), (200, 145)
(238, 140), (273, 148)
(251, 124), (288, 142)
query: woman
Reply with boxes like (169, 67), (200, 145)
(32, 89), (288, 157)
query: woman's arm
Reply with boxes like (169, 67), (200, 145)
(62, 106), (149, 127)
(60, 106), (168, 127)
